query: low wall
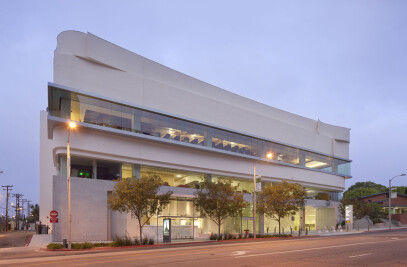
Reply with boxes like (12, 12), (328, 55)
(392, 214), (407, 224)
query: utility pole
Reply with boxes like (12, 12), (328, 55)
(27, 200), (32, 218)
(22, 199), (27, 230)
(2, 185), (13, 231)
(12, 193), (23, 230)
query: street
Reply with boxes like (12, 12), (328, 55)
(1, 229), (407, 266)
(0, 231), (34, 248)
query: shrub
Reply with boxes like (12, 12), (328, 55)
(47, 243), (63, 250)
(111, 236), (133, 247)
(134, 239), (140, 245)
(217, 234), (223, 241)
(238, 233), (242, 239)
(210, 234), (218, 240)
(148, 238), (154, 245)
(93, 242), (111, 247)
(142, 237), (149, 245)
(248, 233), (254, 238)
(72, 242), (94, 249)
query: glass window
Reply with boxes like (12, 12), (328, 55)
(49, 86), (351, 177)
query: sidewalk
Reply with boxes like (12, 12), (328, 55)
(306, 226), (407, 237)
(23, 226), (407, 252)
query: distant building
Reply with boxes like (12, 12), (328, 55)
(40, 31), (351, 242)
(358, 193), (407, 224)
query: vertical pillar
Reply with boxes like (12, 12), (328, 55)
(204, 128), (213, 148)
(132, 109), (141, 133)
(92, 160), (97, 179)
(332, 160), (338, 173)
(59, 155), (67, 177)
(299, 151), (306, 166)
(259, 214), (264, 234)
(60, 98), (71, 120)
(133, 164), (141, 179)
(204, 174), (212, 183)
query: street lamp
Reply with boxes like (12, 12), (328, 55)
(253, 152), (272, 238)
(388, 173), (406, 230)
(67, 121), (77, 249)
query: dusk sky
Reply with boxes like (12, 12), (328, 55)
(1, 1), (406, 211)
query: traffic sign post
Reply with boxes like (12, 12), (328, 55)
(50, 210), (58, 223)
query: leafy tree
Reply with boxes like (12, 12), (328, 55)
(257, 181), (306, 235)
(343, 187), (381, 199)
(108, 175), (172, 243)
(343, 181), (387, 199)
(339, 199), (385, 222)
(194, 179), (246, 236)
(347, 181), (387, 192)
(27, 204), (39, 223)
(395, 186), (407, 195)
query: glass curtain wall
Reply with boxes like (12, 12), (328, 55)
(49, 86), (351, 176)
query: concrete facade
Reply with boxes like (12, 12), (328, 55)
(40, 31), (351, 242)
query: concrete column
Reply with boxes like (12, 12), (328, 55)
(132, 109), (141, 133)
(92, 160), (97, 179)
(133, 164), (141, 179)
(60, 98), (71, 120)
(204, 128), (213, 148)
(259, 214), (264, 234)
(59, 155), (67, 177)
(299, 151), (306, 166)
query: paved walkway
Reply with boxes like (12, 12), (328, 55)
(16, 226), (407, 252)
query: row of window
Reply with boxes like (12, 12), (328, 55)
(49, 86), (351, 176)
(62, 155), (342, 201)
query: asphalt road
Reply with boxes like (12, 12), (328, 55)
(1, 229), (407, 266)
(0, 231), (34, 248)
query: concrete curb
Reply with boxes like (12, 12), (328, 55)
(25, 234), (33, 247)
(364, 227), (407, 233)
(40, 235), (320, 252)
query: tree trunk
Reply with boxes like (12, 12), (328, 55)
(139, 220), (143, 243)
(218, 222), (221, 237)
(278, 217), (281, 235)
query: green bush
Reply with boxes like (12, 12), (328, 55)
(142, 237), (149, 245)
(148, 238), (154, 245)
(217, 234), (223, 241)
(47, 243), (64, 250)
(111, 236), (133, 247)
(238, 233), (243, 239)
(71, 242), (94, 249)
(93, 242), (112, 247)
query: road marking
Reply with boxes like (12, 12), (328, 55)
(3, 237), (326, 266)
(231, 251), (249, 256)
(349, 253), (371, 258)
(235, 238), (406, 258)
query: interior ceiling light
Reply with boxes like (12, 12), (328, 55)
(306, 161), (329, 168)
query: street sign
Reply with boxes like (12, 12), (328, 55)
(50, 217), (58, 223)
(50, 210), (58, 218)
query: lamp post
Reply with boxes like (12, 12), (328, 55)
(253, 152), (272, 239)
(67, 121), (77, 249)
(388, 173), (406, 230)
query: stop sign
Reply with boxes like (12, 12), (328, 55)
(50, 210), (58, 218)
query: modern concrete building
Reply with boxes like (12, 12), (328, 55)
(40, 31), (351, 242)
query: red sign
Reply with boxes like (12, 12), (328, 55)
(50, 210), (58, 218)
(50, 217), (58, 223)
